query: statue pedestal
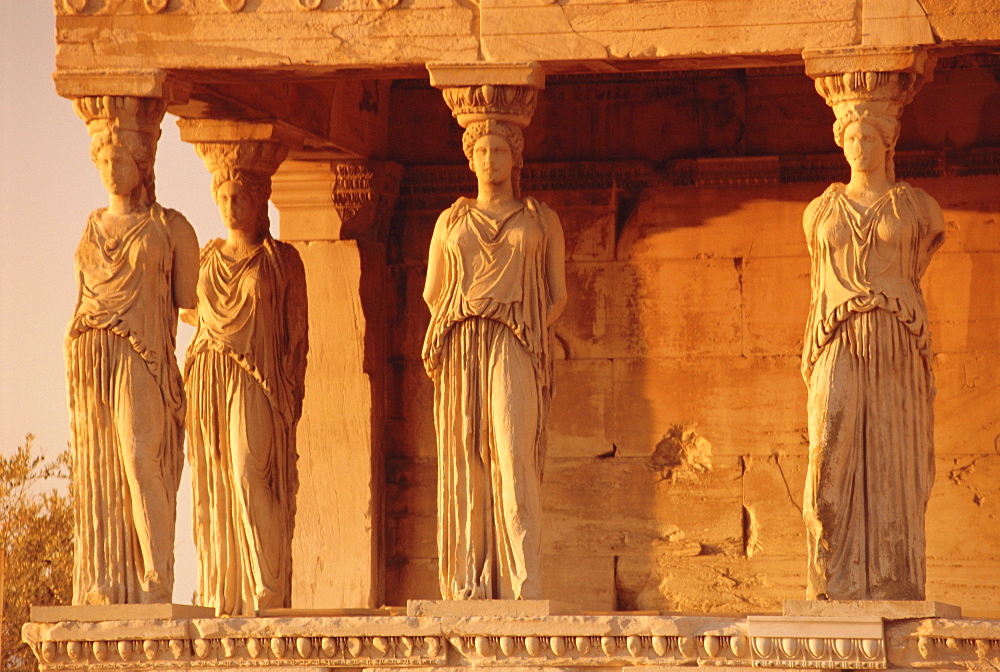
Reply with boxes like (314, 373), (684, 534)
(30, 603), (214, 622)
(784, 599), (962, 620)
(406, 600), (576, 617)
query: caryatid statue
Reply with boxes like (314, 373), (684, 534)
(423, 68), (568, 600)
(67, 95), (199, 604)
(801, 49), (945, 600)
(184, 136), (308, 616)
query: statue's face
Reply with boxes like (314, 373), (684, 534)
(95, 143), (142, 197)
(843, 120), (888, 175)
(471, 133), (513, 184)
(215, 180), (260, 231)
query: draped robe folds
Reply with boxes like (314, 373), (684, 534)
(184, 237), (308, 616)
(802, 182), (944, 600)
(66, 204), (186, 605)
(422, 197), (554, 600)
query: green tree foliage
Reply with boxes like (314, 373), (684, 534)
(1, 436), (72, 672)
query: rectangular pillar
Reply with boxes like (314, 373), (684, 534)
(272, 159), (402, 608)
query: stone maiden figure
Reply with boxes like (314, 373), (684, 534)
(802, 72), (945, 600)
(184, 142), (308, 616)
(67, 96), (199, 604)
(423, 117), (567, 600)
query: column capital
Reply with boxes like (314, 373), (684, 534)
(271, 158), (403, 243)
(178, 120), (305, 202)
(427, 61), (544, 128)
(54, 69), (191, 104)
(802, 46), (937, 127)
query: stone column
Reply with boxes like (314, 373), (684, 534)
(424, 62), (562, 601)
(799, 45), (943, 602)
(55, 71), (197, 606)
(270, 157), (403, 608)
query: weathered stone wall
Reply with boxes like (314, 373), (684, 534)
(383, 63), (1000, 618)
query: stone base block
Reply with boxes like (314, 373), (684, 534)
(30, 603), (214, 623)
(783, 600), (962, 620)
(406, 600), (577, 618)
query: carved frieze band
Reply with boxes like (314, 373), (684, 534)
(398, 146), (1000, 210)
(32, 634), (447, 668)
(29, 626), (1000, 670)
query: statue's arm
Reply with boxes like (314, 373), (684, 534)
(917, 191), (946, 278)
(284, 245), (310, 420)
(544, 207), (567, 326)
(423, 208), (451, 308)
(802, 196), (823, 256)
(169, 211), (200, 310)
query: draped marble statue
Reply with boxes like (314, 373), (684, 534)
(802, 70), (945, 600)
(184, 141), (308, 616)
(423, 115), (567, 600)
(67, 96), (199, 604)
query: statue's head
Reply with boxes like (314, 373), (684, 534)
(211, 170), (271, 234)
(75, 96), (165, 203)
(462, 119), (524, 197)
(833, 109), (901, 183)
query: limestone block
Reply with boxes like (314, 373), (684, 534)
(925, 454), (1000, 618)
(783, 600), (961, 619)
(930, 177), (1000, 254)
(393, 209), (439, 265)
(386, 460), (436, 519)
(906, 71), (1000, 150)
(918, 0), (1000, 43)
(387, 509), (436, 559)
(932, 353), (1000, 459)
(741, 256), (810, 357)
(619, 184), (817, 261)
(548, 205), (615, 263)
(924, 251), (1000, 354)
(558, 262), (613, 360)
(531, 74), (746, 163)
(745, 74), (834, 156)
(407, 600), (569, 618)
(547, 359), (614, 460)
(615, 553), (786, 615)
(541, 458), (743, 558)
(386, 557), (439, 604)
(541, 555), (615, 612)
(291, 240), (384, 609)
(740, 454), (807, 566)
(611, 356), (807, 459)
(387, 267), (432, 361)
(55, 1), (480, 71)
(610, 259), (742, 358)
(386, 361), (436, 461)
(31, 603), (213, 624)
(479, 0), (858, 65)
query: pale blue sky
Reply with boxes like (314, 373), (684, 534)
(0, 1), (238, 602)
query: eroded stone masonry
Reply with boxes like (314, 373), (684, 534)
(25, 0), (1000, 670)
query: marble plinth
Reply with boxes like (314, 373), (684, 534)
(783, 600), (962, 620)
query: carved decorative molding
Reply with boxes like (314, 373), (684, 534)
(271, 159), (403, 242)
(23, 612), (1000, 671)
(143, 0), (168, 13)
(441, 85), (539, 128)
